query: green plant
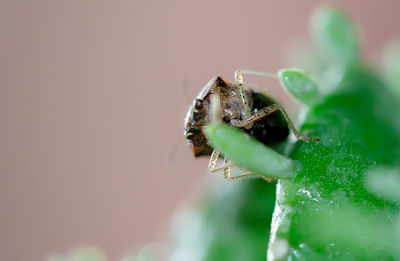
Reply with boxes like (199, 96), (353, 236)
(202, 5), (400, 261)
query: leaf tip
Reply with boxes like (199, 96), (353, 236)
(278, 68), (320, 105)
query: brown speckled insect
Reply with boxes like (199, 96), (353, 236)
(184, 70), (318, 181)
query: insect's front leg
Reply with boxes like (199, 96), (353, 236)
(234, 69), (277, 86)
(223, 166), (261, 181)
(234, 69), (277, 123)
(208, 150), (231, 172)
(220, 154), (264, 181)
(208, 151), (260, 181)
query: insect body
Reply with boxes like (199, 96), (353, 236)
(184, 70), (318, 181)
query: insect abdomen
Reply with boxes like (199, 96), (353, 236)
(244, 92), (289, 146)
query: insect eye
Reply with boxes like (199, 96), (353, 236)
(185, 132), (194, 139)
(193, 112), (204, 121)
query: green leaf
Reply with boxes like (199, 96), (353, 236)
(310, 6), (359, 67)
(383, 41), (400, 98)
(297, 204), (400, 258)
(365, 167), (400, 202)
(278, 68), (320, 105)
(203, 123), (295, 179)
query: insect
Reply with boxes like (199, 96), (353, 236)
(184, 70), (319, 181)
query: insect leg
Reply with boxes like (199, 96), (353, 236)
(234, 69), (278, 121)
(234, 69), (277, 86)
(208, 150), (232, 172)
(231, 104), (319, 142)
(209, 152), (271, 181)
(223, 166), (259, 181)
(221, 156), (261, 181)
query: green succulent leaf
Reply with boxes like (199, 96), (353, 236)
(310, 6), (360, 67)
(365, 167), (400, 202)
(203, 123), (295, 179)
(383, 41), (400, 98)
(278, 68), (320, 105)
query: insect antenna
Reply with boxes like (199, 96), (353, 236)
(182, 75), (192, 105)
(167, 136), (186, 164)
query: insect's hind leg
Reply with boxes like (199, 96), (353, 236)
(231, 103), (320, 142)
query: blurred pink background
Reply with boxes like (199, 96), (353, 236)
(0, 0), (399, 260)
